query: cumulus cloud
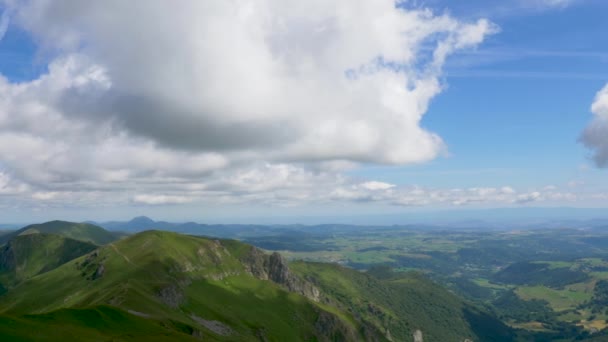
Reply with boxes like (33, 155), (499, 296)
(0, 0), (506, 210)
(3, 1), (599, 212)
(3, 0), (495, 163)
(581, 84), (608, 167)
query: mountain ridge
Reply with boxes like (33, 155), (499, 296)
(0, 228), (511, 341)
(0, 220), (118, 246)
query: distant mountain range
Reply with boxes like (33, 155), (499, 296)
(84, 212), (608, 238)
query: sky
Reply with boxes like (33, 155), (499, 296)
(0, 0), (607, 223)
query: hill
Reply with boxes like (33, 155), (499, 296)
(0, 230), (511, 341)
(0, 233), (97, 288)
(292, 262), (514, 342)
(0, 221), (119, 246)
(96, 216), (176, 233)
(492, 261), (590, 287)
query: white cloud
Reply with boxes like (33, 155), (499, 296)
(0, 172), (28, 195)
(0, 0), (504, 210)
(133, 195), (192, 205)
(0, 1), (599, 212)
(360, 181), (395, 191)
(581, 84), (608, 167)
(31, 191), (58, 200)
(515, 191), (542, 204)
(501, 186), (516, 194)
(2, 0), (495, 164)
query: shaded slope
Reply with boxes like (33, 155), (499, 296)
(0, 233), (97, 287)
(291, 261), (515, 342)
(0, 221), (118, 246)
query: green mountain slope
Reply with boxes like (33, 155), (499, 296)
(0, 221), (119, 246)
(0, 306), (199, 341)
(0, 230), (512, 341)
(0, 233), (97, 287)
(291, 262), (515, 342)
(0, 231), (371, 341)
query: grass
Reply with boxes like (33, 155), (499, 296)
(590, 272), (608, 280)
(0, 221), (118, 246)
(531, 261), (574, 270)
(0, 234), (97, 286)
(516, 286), (592, 312)
(472, 278), (511, 290)
(0, 230), (370, 341)
(0, 306), (198, 341)
(289, 261), (511, 342)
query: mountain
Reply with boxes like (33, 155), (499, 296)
(97, 216), (176, 233)
(292, 262), (515, 342)
(0, 221), (119, 246)
(0, 230), (512, 341)
(0, 233), (98, 287)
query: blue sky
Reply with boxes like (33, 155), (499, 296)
(0, 0), (607, 223)
(354, 0), (608, 191)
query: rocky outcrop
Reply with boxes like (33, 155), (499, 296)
(76, 250), (107, 281)
(240, 247), (320, 302)
(157, 284), (184, 308)
(314, 310), (359, 342)
(92, 263), (105, 280)
(191, 314), (234, 336)
(268, 252), (320, 302)
(241, 246), (270, 280)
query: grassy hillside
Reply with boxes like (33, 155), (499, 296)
(0, 230), (513, 341)
(0, 231), (373, 341)
(292, 261), (514, 342)
(0, 306), (199, 341)
(0, 233), (97, 287)
(0, 221), (119, 246)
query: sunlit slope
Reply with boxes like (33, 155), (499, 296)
(0, 306), (198, 341)
(0, 230), (516, 341)
(0, 220), (118, 246)
(0, 231), (373, 341)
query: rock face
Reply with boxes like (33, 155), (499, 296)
(240, 246), (269, 279)
(268, 252), (320, 301)
(413, 330), (424, 342)
(314, 310), (359, 342)
(157, 284), (184, 308)
(92, 263), (105, 280)
(241, 247), (320, 302)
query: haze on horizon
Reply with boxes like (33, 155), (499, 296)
(0, 0), (607, 223)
